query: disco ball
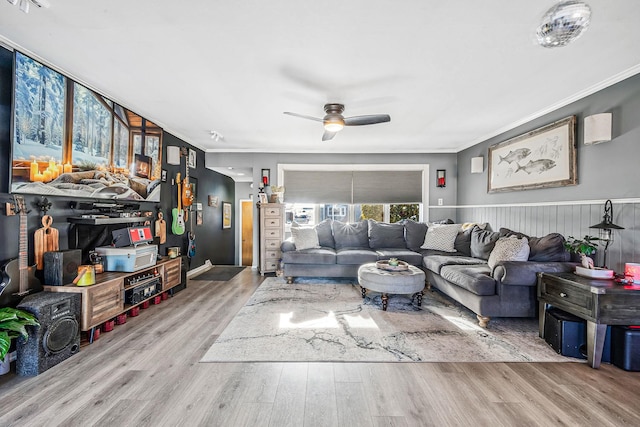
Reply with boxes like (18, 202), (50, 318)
(536, 1), (592, 48)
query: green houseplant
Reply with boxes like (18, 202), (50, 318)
(564, 235), (599, 269)
(0, 307), (39, 368)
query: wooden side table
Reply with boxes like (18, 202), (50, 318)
(537, 272), (640, 368)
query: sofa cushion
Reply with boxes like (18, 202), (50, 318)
(368, 220), (406, 249)
(499, 228), (569, 262)
(336, 248), (379, 265)
(315, 219), (335, 248)
(375, 249), (423, 266)
(421, 224), (460, 252)
(423, 255), (486, 274)
(471, 227), (501, 260)
(333, 220), (369, 250)
(291, 226), (320, 250)
(404, 220), (428, 251)
(487, 236), (530, 269)
(454, 227), (474, 257)
(282, 247), (336, 265)
(439, 264), (496, 296)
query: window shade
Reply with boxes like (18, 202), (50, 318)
(283, 170), (353, 203)
(283, 169), (423, 204)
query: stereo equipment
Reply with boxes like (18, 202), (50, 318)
(544, 307), (611, 362)
(43, 249), (82, 286)
(16, 292), (81, 376)
(124, 268), (162, 304)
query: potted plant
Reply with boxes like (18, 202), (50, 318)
(564, 235), (599, 268)
(0, 307), (39, 375)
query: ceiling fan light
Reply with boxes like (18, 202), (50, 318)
(323, 117), (344, 132)
(536, 1), (592, 48)
(7, 0), (19, 6)
(19, 0), (29, 12)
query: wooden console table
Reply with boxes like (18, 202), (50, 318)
(44, 257), (182, 332)
(537, 272), (640, 368)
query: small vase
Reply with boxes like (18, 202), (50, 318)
(580, 254), (594, 269)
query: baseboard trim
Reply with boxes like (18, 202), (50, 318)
(187, 259), (212, 279)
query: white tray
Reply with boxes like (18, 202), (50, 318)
(575, 266), (614, 279)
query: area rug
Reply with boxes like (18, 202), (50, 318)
(192, 266), (245, 282)
(200, 278), (571, 363)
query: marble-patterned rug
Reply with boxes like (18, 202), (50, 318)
(200, 278), (571, 363)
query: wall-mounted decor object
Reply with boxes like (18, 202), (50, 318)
(188, 149), (196, 169)
(196, 211), (203, 226)
(471, 157), (484, 174)
(436, 170), (446, 188)
(161, 169), (167, 182)
(488, 115), (577, 193)
(261, 169), (270, 186)
(208, 195), (219, 207)
(222, 202), (232, 229)
(166, 146), (181, 165)
(584, 113), (612, 145)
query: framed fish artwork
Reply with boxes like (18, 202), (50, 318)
(488, 116), (577, 193)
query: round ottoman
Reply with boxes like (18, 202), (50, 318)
(357, 263), (426, 311)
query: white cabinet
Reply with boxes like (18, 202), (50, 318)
(259, 203), (284, 275)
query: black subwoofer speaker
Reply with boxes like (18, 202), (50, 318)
(16, 292), (81, 376)
(44, 249), (82, 286)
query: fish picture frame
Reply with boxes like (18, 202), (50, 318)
(488, 116), (577, 193)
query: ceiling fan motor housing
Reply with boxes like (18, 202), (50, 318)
(323, 103), (345, 130)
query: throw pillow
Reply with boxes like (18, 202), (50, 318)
(404, 219), (428, 251)
(368, 220), (406, 249)
(314, 219), (335, 248)
(291, 227), (320, 250)
(487, 236), (530, 269)
(332, 220), (369, 250)
(454, 227), (474, 256)
(470, 227), (501, 260)
(460, 222), (488, 231)
(420, 224), (461, 252)
(499, 228), (570, 262)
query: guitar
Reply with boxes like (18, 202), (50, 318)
(0, 195), (42, 307)
(188, 231), (196, 258)
(171, 172), (186, 235)
(181, 148), (194, 221)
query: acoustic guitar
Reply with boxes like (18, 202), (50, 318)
(0, 195), (42, 307)
(171, 173), (186, 235)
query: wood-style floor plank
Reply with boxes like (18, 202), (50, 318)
(1, 268), (639, 427)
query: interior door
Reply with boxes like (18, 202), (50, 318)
(241, 200), (253, 266)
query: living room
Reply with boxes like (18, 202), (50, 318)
(1, 1), (640, 425)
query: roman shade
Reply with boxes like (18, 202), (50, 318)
(283, 169), (423, 204)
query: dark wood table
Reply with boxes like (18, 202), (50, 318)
(537, 272), (640, 368)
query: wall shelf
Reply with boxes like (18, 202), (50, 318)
(67, 216), (150, 226)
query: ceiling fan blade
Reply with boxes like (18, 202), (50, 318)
(344, 114), (391, 126)
(283, 111), (323, 122)
(322, 130), (337, 141)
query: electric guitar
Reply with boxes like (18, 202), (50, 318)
(0, 195), (42, 307)
(181, 148), (193, 221)
(188, 231), (196, 258)
(171, 173), (186, 235)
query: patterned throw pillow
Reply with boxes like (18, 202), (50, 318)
(420, 224), (461, 252)
(487, 236), (530, 269)
(291, 227), (320, 250)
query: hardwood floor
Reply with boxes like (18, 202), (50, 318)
(1, 268), (639, 426)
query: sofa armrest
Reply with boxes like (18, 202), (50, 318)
(281, 239), (296, 252)
(492, 261), (576, 286)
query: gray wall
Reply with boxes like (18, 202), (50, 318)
(457, 73), (640, 272)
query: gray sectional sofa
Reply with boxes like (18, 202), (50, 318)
(281, 219), (576, 326)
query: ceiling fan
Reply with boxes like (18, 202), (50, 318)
(284, 103), (390, 141)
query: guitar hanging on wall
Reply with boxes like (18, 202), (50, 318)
(0, 195), (42, 307)
(171, 172), (186, 235)
(181, 147), (194, 222)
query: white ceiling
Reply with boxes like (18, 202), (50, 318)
(1, 0), (640, 159)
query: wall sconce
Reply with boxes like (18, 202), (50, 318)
(261, 169), (270, 187)
(584, 113), (612, 145)
(436, 170), (446, 188)
(589, 199), (624, 268)
(166, 146), (181, 165)
(471, 157), (484, 174)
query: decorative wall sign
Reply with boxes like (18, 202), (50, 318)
(208, 195), (219, 207)
(161, 169), (167, 182)
(223, 202), (232, 229)
(188, 149), (196, 169)
(488, 116), (577, 193)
